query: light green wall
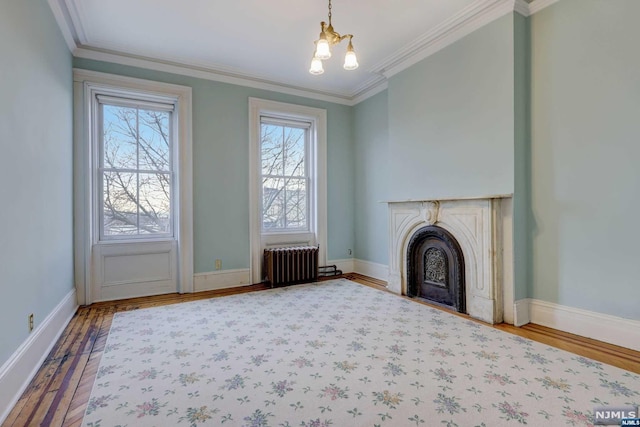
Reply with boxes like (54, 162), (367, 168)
(387, 14), (515, 201)
(529, 0), (640, 319)
(73, 58), (355, 272)
(354, 90), (389, 264)
(0, 0), (74, 366)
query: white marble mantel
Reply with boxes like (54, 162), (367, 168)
(386, 195), (512, 324)
(382, 194), (513, 204)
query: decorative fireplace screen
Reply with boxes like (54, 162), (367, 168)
(424, 247), (447, 287)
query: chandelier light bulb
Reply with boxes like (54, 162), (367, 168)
(315, 38), (331, 60)
(309, 57), (324, 75)
(343, 40), (358, 70)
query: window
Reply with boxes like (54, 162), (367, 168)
(75, 69), (193, 304)
(99, 98), (174, 239)
(260, 118), (310, 232)
(249, 98), (327, 283)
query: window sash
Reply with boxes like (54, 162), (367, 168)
(97, 98), (175, 241)
(260, 119), (311, 233)
(96, 94), (176, 112)
(260, 115), (312, 129)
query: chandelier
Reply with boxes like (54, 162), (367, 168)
(309, 0), (359, 75)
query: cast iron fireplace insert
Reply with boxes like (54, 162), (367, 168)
(406, 225), (465, 313)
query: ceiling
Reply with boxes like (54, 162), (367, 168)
(50, 0), (537, 103)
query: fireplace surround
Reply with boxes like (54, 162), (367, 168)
(387, 196), (512, 324)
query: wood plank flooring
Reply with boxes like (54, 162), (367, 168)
(3, 274), (639, 427)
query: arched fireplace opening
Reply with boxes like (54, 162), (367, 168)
(406, 225), (465, 313)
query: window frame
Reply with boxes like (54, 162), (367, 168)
(249, 98), (327, 284)
(74, 69), (194, 305)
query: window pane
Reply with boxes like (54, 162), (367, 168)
(262, 177), (284, 230)
(103, 105), (137, 170)
(283, 127), (306, 176)
(139, 173), (171, 234)
(103, 171), (138, 235)
(99, 96), (175, 241)
(260, 118), (310, 233)
(139, 110), (170, 172)
(261, 124), (284, 176)
(285, 178), (307, 229)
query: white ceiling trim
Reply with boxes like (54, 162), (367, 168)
(350, 75), (388, 99)
(65, 0), (88, 44)
(372, 0), (522, 79)
(514, 0), (532, 16)
(49, 0), (562, 106)
(73, 47), (356, 106)
(369, 0), (507, 75)
(351, 80), (389, 106)
(46, 0), (77, 52)
(78, 37), (326, 90)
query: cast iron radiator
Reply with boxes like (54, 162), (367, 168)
(264, 246), (319, 286)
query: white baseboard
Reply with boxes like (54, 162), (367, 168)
(193, 269), (251, 292)
(327, 258), (355, 275)
(353, 259), (389, 282)
(0, 289), (77, 424)
(513, 298), (531, 327)
(528, 299), (640, 352)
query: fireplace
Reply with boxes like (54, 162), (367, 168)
(407, 225), (465, 313)
(386, 196), (512, 324)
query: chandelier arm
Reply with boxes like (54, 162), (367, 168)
(321, 27), (352, 46)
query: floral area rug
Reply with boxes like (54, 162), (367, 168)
(83, 279), (639, 427)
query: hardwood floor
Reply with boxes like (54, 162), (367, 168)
(3, 274), (639, 427)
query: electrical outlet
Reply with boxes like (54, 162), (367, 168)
(28, 313), (34, 332)
(215, 259), (222, 270)
(348, 249), (352, 256)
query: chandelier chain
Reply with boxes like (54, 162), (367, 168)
(328, 0), (332, 23)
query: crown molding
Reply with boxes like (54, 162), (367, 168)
(46, 0), (78, 52)
(370, 0), (521, 79)
(350, 75), (388, 102)
(528, 0), (562, 14)
(50, 0), (561, 106)
(513, 0), (531, 16)
(74, 47), (356, 106)
(351, 79), (389, 106)
(65, 0), (88, 44)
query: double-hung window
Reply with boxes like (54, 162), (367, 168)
(75, 69), (192, 304)
(249, 98), (327, 283)
(260, 117), (311, 233)
(98, 95), (175, 240)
